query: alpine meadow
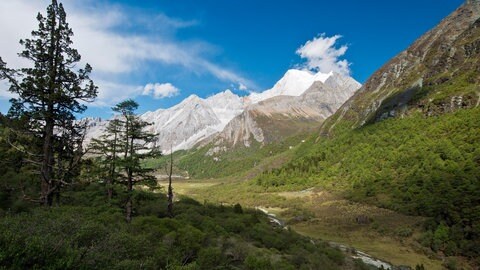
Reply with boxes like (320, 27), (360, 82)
(0, 0), (479, 269)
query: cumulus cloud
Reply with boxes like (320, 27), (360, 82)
(0, 0), (253, 106)
(296, 34), (351, 76)
(142, 83), (180, 99)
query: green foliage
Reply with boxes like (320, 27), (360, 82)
(0, 185), (350, 269)
(443, 257), (460, 270)
(0, 116), (39, 212)
(167, 133), (308, 179)
(415, 264), (425, 270)
(88, 100), (161, 221)
(395, 227), (413, 238)
(233, 203), (243, 214)
(255, 107), (480, 258)
(244, 255), (272, 270)
(0, 0), (97, 206)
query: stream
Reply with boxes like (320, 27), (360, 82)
(256, 207), (394, 270)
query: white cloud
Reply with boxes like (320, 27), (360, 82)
(142, 83), (180, 99)
(91, 80), (143, 107)
(152, 13), (198, 29)
(0, 0), (253, 106)
(296, 34), (351, 76)
(238, 83), (248, 91)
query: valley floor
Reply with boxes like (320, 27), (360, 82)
(157, 178), (447, 270)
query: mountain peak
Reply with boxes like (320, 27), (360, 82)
(320, 0), (480, 134)
(248, 69), (337, 103)
(209, 89), (235, 99)
(183, 94), (202, 103)
(223, 89), (233, 95)
(284, 68), (311, 76)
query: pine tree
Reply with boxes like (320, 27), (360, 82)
(91, 100), (160, 222)
(90, 119), (123, 200)
(0, 0), (97, 206)
(165, 146), (174, 217)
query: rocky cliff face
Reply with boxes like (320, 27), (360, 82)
(321, 0), (480, 135)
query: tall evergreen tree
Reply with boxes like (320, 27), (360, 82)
(0, 0), (97, 206)
(90, 118), (122, 200)
(115, 100), (161, 222)
(90, 100), (160, 222)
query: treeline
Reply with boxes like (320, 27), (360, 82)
(173, 134), (306, 179)
(256, 108), (480, 261)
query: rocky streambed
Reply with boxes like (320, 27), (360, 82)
(256, 207), (405, 270)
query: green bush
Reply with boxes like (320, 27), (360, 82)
(0, 187), (350, 269)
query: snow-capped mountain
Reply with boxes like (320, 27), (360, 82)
(247, 69), (333, 104)
(201, 72), (361, 151)
(141, 94), (222, 151)
(83, 69), (359, 152)
(205, 89), (245, 128)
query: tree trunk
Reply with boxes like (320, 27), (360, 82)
(107, 131), (117, 201)
(42, 6), (57, 207)
(167, 148), (174, 217)
(106, 179), (113, 201)
(41, 117), (54, 206)
(125, 199), (132, 222)
(126, 168), (133, 223)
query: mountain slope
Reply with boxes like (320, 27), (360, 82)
(142, 94), (223, 151)
(204, 73), (360, 151)
(321, 0), (480, 134)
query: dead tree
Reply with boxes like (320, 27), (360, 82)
(165, 146), (174, 217)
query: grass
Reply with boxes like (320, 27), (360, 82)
(161, 177), (447, 269)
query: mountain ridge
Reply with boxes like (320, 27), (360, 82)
(200, 72), (360, 152)
(84, 69), (361, 152)
(320, 0), (480, 135)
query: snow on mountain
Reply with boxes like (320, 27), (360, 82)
(205, 89), (245, 128)
(83, 68), (353, 152)
(202, 72), (361, 150)
(82, 117), (109, 149)
(247, 69), (332, 104)
(141, 94), (222, 151)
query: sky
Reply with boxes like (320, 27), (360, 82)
(0, 0), (465, 118)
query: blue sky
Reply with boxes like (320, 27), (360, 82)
(0, 0), (464, 118)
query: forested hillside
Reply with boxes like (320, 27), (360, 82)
(254, 1), (480, 262)
(256, 107), (480, 258)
